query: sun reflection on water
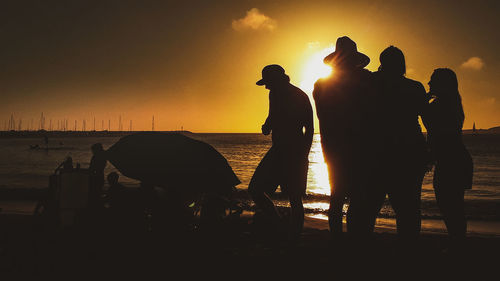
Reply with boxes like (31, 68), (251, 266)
(306, 134), (331, 196)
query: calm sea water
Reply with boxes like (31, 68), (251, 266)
(0, 133), (499, 230)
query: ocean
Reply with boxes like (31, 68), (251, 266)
(0, 133), (499, 235)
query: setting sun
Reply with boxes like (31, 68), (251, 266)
(1, 2), (499, 277)
(300, 46), (335, 93)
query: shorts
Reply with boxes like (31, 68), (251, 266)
(248, 145), (309, 197)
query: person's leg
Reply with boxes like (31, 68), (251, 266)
(389, 169), (423, 242)
(345, 187), (360, 235)
(327, 162), (346, 235)
(284, 157), (308, 240)
(434, 183), (466, 241)
(362, 186), (387, 233)
(329, 192), (346, 234)
(288, 192), (304, 240)
(248, 147), (280, 220)
(344, 161), (364, 235)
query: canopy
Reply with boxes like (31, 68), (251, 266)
(106, 132), (240, 194)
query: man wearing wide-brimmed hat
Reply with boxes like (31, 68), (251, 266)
(313, 36), (376, 238)
(249, 64), (314, 241)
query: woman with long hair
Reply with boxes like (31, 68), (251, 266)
(423, 68), (473, 249)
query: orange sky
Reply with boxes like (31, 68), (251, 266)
(1, 0), (499, 132)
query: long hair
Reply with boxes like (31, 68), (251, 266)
(431, 68), (465, 128)
(379, 46), (406, 76)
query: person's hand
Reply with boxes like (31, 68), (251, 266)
(261, 124), (271, 135)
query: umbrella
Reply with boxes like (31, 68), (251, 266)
(106, 132), (240, 195)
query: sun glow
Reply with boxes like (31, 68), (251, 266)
(300, 46), (335, 94)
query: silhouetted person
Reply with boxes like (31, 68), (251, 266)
(106, 172), (126, 209)
(249, 64), (313, 240)
(63, 157), (73, 171)
(313, 36), (374, 237)
(368, 46), (429, 242)
(55, 156), (73, 173)
(422, 68), (473, 250)
(89, 143), (107, 208)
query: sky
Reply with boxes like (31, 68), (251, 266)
(1, 0), (499, 132)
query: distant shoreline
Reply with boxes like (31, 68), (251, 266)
(462, 125), (500, 135)
(0, 130), (194, 138)
(1, 125), (500, 138)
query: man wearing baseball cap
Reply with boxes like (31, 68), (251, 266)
(250, 64), (314, 241)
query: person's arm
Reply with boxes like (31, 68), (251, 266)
(417, 83), (431, 124)
(303, 95), (314, 154)
(416, 82), (434, 169)
(312, 81), (322, 119)
(54, 161), (64, 173)
(417, 83), (433, 139)
(262, 92), (273, 135)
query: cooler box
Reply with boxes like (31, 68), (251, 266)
(59, 170), (89, 226)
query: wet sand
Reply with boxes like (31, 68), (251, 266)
(1, 211), (499, 280)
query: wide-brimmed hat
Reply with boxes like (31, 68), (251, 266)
(256, 64), (289, 86)
(323, 36), (370, 68)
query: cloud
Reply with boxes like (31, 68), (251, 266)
(460, 57), (485, 70)
(485, 97), (496, 105)
(307, 41), (321, 49)
(232, 8), (277, 32)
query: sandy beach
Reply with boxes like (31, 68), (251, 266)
(1, 209), (499, 280)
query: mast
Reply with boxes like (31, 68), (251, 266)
(8, 114), (14, 131)
(40, 112), (45, 130)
